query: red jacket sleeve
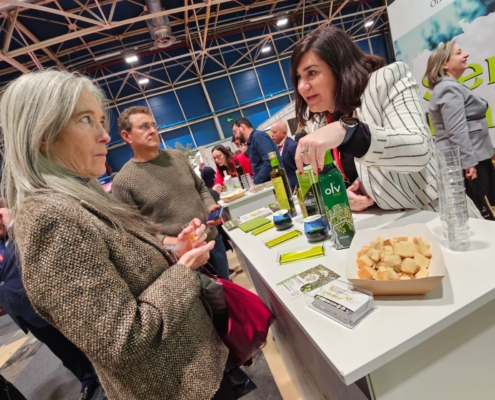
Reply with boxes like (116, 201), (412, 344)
(214, 167), (224, 186)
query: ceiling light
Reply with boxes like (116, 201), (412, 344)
(365, 20), (374, 27)
(125, 55), (138, 63)
(93, 51), (122, 62)
(138, 78), (149, 84)
(250, 14), (273, 22)
(261, 46), (271, 53)
(277, 18), (288, 26)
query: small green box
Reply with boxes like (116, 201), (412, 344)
(238, 217), (271, 233)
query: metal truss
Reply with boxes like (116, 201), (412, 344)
(0, 0), (390, 149)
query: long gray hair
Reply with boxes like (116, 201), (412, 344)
(0, 69), (148, 232)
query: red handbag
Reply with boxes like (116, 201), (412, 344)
(203, 269), (275, 366)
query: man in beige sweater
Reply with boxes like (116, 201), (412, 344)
(112, 106), (231, 280)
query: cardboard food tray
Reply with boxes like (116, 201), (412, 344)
(220, 189), (246, 203)
(346, 224), (446, 296)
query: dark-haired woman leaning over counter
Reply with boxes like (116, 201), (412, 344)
(291, 25), (481, 218)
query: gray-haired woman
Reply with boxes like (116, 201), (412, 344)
(0, 70), (234, 400)
(424, 41), (495, 211)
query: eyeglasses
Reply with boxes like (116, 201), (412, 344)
(212, 154), (223, 160)
(134, 123), (158, 132)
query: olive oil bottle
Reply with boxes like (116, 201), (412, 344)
(297, 165), (328, 226)
(268, 151), (297, 217)
(319, 150), (355, 249)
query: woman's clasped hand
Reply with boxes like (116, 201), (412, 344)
(176, 218), (215, 270)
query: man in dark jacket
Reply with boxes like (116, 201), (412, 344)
(232, 117), (283, 184)
(0, 205), (104, 400)
(271, 120), (298, 191)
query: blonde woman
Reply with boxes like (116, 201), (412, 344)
(424, 41), (495, 209)
(0, 70), (235, 400)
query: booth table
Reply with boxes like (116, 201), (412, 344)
(227, 207), (495, 400)
(218, 186), (276, 220)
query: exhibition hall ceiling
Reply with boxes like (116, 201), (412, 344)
(0, 0), (388, 105)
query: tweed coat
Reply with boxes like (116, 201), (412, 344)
(15, 192), (229, 400)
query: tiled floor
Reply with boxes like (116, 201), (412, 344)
(0, 250), (300, 399)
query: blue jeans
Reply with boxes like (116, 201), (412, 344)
(207, 233), (230, 280)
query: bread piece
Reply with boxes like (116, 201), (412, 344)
(356, 254), (374, 268)
(399, 274), (412, 280)
(384, 245), (394, 254)
(394, 236), (408, 242)
(415, 267), (429, 279)
(367, 248), (381, 263)
(393, 241), (416, 258)
(400, 258), (417, 274)
(386, 268), (399, 281)
(372, 272), (380, 281)
(378, 265), (387, 273)
(358, 246), (371, 258)
(413, 237), (432, 258)
(382, 254), (401, 268)
(379, 246), (395, 261)
(393, 264), (402, 273)
(357, 266), (375, 280)
(383, 239), (393, 247)
(372, 237), (384, 250)
(376, 271), (388, 281)
(414, 252), (430, 269)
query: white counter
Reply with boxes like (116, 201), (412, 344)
(227, 208), (495, 399)
(218, 186), (275, 219)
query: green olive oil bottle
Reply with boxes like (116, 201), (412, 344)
(268, 151), (297, 217)
(319, 150), (355, 249)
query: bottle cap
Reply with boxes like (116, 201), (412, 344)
(324, 150), (334, 165)
(268, 151), (277, 160)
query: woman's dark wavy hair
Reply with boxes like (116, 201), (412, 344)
(291, 25), (385, 124)
(212, 145), (236, 177)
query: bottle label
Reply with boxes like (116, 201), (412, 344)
(272, 177), (291, 210)
(319, 169), (355, 249)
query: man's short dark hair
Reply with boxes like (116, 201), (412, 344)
(232, 117), (253, 129)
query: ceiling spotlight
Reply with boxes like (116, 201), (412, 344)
(365, 20), (374, 27)
(125, 55), (138, 63)
(138, 78), (149, 85)
(277, 18), (288, 26)
(261, 46), (271, 53)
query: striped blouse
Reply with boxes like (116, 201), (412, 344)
(318, 62), (480, 218)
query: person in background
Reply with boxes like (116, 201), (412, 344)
(113, 106), (232, 281)
(0, 202), (104, 400)
(270, 121), (298, 191)
(232, 117), (283, 185)
(231, 133), (247, 154)
(291, 25), (481, 217)
(424, 40), (495, 210)
(211, 145), (253, 193)
(0, 69), (233, 400)
(200, 161), (216, 189)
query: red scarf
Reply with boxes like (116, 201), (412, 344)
(326, 113), (347, 180)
